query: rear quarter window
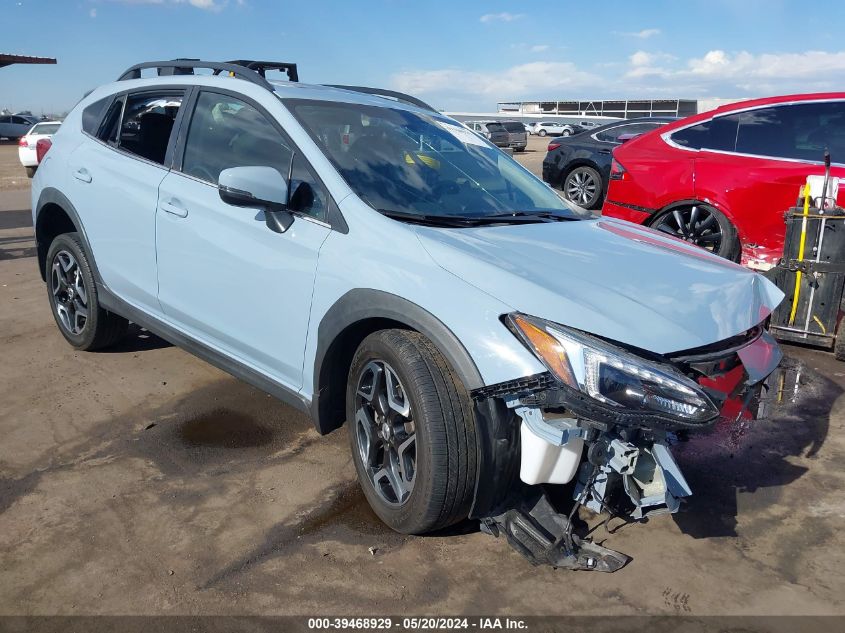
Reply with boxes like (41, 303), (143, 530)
(82, 97), (111, 136)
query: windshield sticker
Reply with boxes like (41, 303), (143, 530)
(437, 121), (488, 147)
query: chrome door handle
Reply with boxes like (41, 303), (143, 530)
(72, 168), (92, 183)
(159, 199), (188, 218)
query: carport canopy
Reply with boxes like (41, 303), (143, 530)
(0, 54), (57, 70)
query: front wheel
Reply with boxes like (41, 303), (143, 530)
(648, 203), (740, 261)
(538, 129), (547, 137)
(347, 329), (477, 534)
(562, 129), (571, 136)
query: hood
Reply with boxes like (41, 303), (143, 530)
(415, 218), (784, 355)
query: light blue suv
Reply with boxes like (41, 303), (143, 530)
(32, 60), (784, 570)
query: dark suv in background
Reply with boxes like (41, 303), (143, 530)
(499, 120), (528, 152)
(542, 117), (674, 209)
(465, 120), (510, 148)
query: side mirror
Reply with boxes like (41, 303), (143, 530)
(616, 133), (642, 145)
(218, 166), (294, 233)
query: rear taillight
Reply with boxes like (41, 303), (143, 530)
(547, 142), (561, 151)
(610, 158), (629, 181)
(18, 136), (28, 147)
(36, 138), (52, 164)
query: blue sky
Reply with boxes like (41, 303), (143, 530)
(3, 0), (845, 114)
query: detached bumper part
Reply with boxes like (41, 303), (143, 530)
(481, 490), (630, 572)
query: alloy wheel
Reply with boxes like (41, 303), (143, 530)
(652, 205), (722, 252)
(354, 360), (416, 506)
(565, 168), (599, 207)
(51, 250), (88, 335)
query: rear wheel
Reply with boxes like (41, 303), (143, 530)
(346, 329), (477, 534)
(563, 166), (602, 209)
(648, 203), (740, 261)
(46, 233), (128, 350)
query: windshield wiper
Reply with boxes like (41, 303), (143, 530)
(483, 211), (582, 222)
(377, 209), (580, 227)
(377, 209), (487, 227)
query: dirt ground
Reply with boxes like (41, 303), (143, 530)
(0, 140), (31, 191)
(1, 139), (844, 617)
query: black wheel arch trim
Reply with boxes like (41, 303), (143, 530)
(311, 289), (484, 436)
(34, 187), (102, 284)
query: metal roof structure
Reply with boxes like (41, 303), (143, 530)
(498, 99), (698, 120)
(0, 54), (57, 70)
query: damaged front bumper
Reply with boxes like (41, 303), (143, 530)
(469, 326), (783, 571)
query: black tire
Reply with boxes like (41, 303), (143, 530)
(835, 319), (845, 361)
(563, 165), (603, 209)
(346, 329), (477, 534)
(648, 203), (741, 261)
(562, 129), (571, 136)
(25, 166), (36, 178)
(46, 232), (128, 351)
(538, 129), (547, 137)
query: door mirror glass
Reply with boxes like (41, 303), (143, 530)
(218, 166), (293, 233)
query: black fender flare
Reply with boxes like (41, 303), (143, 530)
(310, 289), (484, 435)
(34, 187), (102, 284)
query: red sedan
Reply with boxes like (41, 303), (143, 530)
(602, 93), (845, 269)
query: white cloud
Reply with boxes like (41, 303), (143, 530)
(687, 49), (845, 78)
(618, 28), (661, 39)
(89, 7), (97, 17)
(392, 62), (600, 103)
(530, 44), (550, 53)
(99, 0), (227, 10)
(479, 12), (524, 24)
(392, 48), (845, 110)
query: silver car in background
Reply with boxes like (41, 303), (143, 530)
(0, 113), (39, 140)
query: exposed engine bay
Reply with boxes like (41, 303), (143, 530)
(470, 316), (783, 572)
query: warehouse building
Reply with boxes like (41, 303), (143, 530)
(496, 99), (698, 119)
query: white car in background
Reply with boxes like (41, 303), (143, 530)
(533, 121), (581, 137)
(18, 121), (61, 177)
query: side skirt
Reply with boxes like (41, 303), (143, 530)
(97, 284), (311, 416)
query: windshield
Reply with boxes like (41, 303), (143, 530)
(286, 100), (586, 222)
(30, 123), (60, 135)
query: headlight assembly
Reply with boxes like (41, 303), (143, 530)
(507, 313), (718, 424)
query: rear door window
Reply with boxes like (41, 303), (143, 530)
(735, 101), (845, 162)
(115, 91), (184, 165)
(670, 114), (739, 152)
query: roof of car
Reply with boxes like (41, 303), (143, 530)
(589, 116), (676, 133)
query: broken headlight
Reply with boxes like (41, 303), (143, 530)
(507, 313), (718, 424)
